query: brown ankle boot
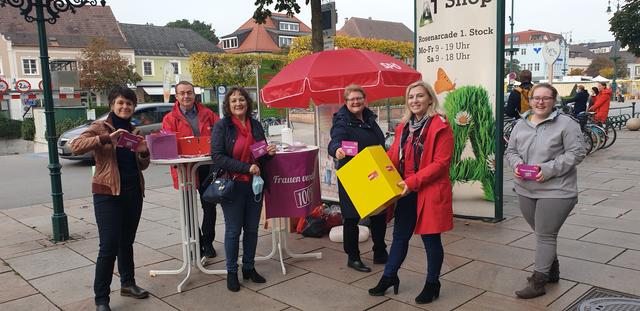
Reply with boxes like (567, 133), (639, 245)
(516, 271), (548, 299)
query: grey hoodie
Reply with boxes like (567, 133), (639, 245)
(505, 110), (586, 199)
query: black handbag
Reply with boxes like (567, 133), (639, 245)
(202, 168), (236, 204)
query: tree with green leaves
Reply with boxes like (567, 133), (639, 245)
(610, 0), (640, 57)
(504, 58), (522, 78)
(79, 37), (142, 105)
(166, 19), (219, 45)
(253, 0), (323, 52)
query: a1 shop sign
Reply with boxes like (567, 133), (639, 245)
(15, 80), (32, 93)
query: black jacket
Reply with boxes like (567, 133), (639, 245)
(505, 82), (533, 118)
(328, 105), (385, 218)
(565, 89), (589, 116)
(210, 116), (271, 177)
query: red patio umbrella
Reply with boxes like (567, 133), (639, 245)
(260, 48), (422, 108)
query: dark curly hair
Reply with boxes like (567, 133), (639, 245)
(108, 86), (137, 106)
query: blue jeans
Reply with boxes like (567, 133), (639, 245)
(93, 182), (143, 305)
(383, 192), (444, 282)
(220, 181), (262, 273)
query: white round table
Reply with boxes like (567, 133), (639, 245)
(149, 156), (226, 292)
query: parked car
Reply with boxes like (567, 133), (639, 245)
(57, 103), (174, 162)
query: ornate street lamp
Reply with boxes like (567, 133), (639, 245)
(0, 0), (107, 242)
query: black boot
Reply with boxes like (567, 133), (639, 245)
(242, 268), (266, 283)
(549, 258), (559, 283)
(227, 272), (240, 292)
(415, 280), (440, 304)
(516, 271), (548, 299)
(368, 275), (399, 296)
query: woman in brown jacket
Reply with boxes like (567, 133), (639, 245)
(70, 87), (150, 311)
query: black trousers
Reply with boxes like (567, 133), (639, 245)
(197, 165), (217, 247)
(93, 182), (143, 305)
(343, 213), (387, 262)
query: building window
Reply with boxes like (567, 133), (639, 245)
(635, 66), (640, 76)
(22, 58), (38, 75)
(50, 60), (77, 71)
(278, 36), (294, 47)
(521, 48), (526, 55)
(142, 60), (154, 76)
(0, 57), (3, 75)
(279, 22), (300, 32)
(507, 36), (519, 43)
(222, 37), (238, 49)
(170, 61), (180, 75)
(535, 63), (540, 71)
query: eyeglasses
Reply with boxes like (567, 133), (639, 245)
(528, 96), (555, 102)
(347, 96), (364, 102)
(177, 91), (194, 97)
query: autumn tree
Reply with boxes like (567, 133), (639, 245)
(79, 37), (141, 105)
(610, 0), (640, 56)
(585, 55), (628, 78)
(166, 19), (219, 45)
(253, 0), (323, 52)
(569, 68), (584, 76)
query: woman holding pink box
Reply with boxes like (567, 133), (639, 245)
(505, 83), (586, 299)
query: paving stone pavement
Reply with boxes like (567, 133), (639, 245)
(1, 129), (639, 310)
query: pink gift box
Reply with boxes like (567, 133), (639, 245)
(342, 141), (358, 156)
(146, 131), (178, 160)
(250, 140), (268, 159)
(517, 164), (539, 180)
(116, 132), (143, 152)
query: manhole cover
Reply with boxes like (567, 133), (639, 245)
(564, 287), (640, 311)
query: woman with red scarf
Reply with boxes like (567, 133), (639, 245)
(210, 87), (275, 292)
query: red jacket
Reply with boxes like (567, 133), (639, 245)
(161, 101), (220, 188)
(589, 88), (611, 123)
(386, 115), (454, 234)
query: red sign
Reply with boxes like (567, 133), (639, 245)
(15, 80), (31, 93)
(38, 80), (43, 91)
(0, 79), (8, 94)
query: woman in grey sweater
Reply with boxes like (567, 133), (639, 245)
(505, 83), (586, 299)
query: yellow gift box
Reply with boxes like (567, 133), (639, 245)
(336, 145), (403, 218)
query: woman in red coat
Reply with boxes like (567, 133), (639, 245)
(589, 82), (611, 124)
(368, 81), (454, 304)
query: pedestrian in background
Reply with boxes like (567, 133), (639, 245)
(70, 86), (151, 311)
(328, 84), (389, 273)
(563, 85), (589, 116)
(505, 70), (533, 118)
(368, 81), (453, 304)
(211, 86), (276, 292)
(162, 81), (220, 258)
(506, 83), (586, 299)
(589, 82), (612, 124)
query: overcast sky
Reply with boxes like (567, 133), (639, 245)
(105, 0), (617, 44)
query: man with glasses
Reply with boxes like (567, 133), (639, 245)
(162, 81), (220, 258)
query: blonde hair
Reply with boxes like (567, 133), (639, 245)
(343, 84), (366, 101)
(401, 81), (444, 122)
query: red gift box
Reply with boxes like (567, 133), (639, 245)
(177, 136), (211, 156)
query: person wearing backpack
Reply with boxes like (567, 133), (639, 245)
(505, 70), (533, 118)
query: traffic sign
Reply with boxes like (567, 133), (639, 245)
(0, 79), (8, 94)
(15, 79), (31, 93)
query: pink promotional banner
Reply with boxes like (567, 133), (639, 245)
(263, 147), (321, 219)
